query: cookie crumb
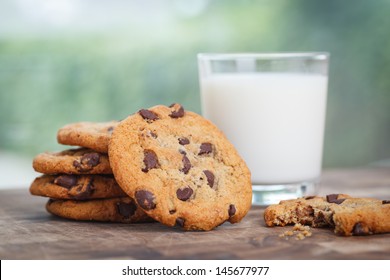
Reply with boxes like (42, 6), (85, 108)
(293, 223), (311, 232)
(279, 223), (312, 240)
(295, 233), (305, 240)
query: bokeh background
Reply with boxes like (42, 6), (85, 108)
(1, 0), (389, 187)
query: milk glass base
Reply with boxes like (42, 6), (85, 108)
(252, 179), (319, 206)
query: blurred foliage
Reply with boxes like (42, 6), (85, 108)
(0, 0), (389, 167)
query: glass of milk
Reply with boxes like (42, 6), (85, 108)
(198, 53), (329, 205)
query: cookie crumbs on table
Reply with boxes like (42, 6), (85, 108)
(278, 223), (312, 240)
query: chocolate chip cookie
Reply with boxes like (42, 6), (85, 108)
(46, 197), (152, 223)
(109, 104), (252, 231)
(57, 121), (118, 153)
(264, 194), (390, 236)
(30, 174), (126, 200)
(33, 148), (112, 175)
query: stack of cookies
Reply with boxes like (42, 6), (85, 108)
(30, 104), (253, 231)
(30, 121), (151, 223)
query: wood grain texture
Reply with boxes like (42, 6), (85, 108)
(0, 167), (389, 260)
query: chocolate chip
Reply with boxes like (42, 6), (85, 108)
(68, 180), (95, 199)
(139, 109), (159, 121)
(150, 131), (158, 138)
(203, 170), (215, 188)
(304, 206), (315, 216)
(142, 150), (159, 172)
(328, 212), (335, 227)
(73, 153), (101, 172)
(198, 142), (213, 155)
(326, 194), (339, 203)
(179, 150), (187, 155)
(82, 153), (100, 166)
(304, 196), (316, 200)
(295, 206), (315, 220)
(307, 206), (315, 216)
(228, 204), (236, 217)
(54, 175), (78, 189)
(327, 194), (346, 204)
(116, 201), (137, 218)
(135, 190), (156, 210)
(169, 209), (176, 214)
(313, 211), (327, 226)
(333, 199), (346, 204)
(169, 104), (185, 118)
(178, 137), (190, 145)
(176, 217), (185, 227)
(382, 200), (390, 204)
(352, 222), (369, 235)
(107, 126), (114, 134)
(176, 186), (193, 201)
(180, 155), (191, 174)
(72, 161), (87, 172)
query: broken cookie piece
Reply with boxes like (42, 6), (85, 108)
(264, 194), (390, 236)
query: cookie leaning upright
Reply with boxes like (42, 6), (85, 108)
(109, 104), (252, 231)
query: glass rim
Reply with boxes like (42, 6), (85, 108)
(197, 52), (329, 61)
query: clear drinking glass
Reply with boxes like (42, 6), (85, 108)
(198, 53), (329, 205)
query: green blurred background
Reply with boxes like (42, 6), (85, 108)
(0, 0), (389, 187)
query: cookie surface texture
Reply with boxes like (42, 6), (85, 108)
(109, 104), (252, 231)
(46, 197), (152, 223)
(30, 174), (126, 200)
(264, 194), (390, 236)
(33, 148), (112, 175)
(57, 121), (118, 153)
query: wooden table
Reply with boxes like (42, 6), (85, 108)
(1, 167), (389, 260)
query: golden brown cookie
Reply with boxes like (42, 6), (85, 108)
(46, 197), (152, 223)
(108, 104), (252, 231)
(32, 148), (112, 175)
(57, 121), (118, 153)
(264, 194), (390, 236)
(30, 174), (126, 200)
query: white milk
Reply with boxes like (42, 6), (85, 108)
(200, 73), (327, 184)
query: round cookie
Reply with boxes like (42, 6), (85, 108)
(46, 197), (153, 223)
(108, 104), (252, 231)
(30, 174), (127, 200)
(33, 148), (112, 175)
(57, 121), (118, 153)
